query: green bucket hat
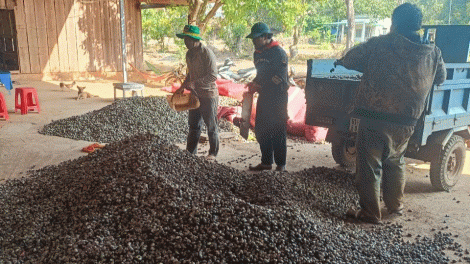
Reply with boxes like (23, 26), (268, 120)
(176, 25), (202, 40)
(246, 22), (273, 39)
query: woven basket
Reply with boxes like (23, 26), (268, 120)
(166, 92), (200, 112)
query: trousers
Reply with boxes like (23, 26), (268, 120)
(355, 119), (415, 221)
(186, 96), (219, 156)
(254, 118), (287, 166)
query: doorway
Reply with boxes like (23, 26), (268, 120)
(0, 9), (19, 71)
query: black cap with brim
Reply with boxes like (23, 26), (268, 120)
(246, 22), (273, 39)
(246, 32), (273, 39)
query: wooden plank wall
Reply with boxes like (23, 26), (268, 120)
(14, 0), (31, 73)
(13, 0), (143, 74)
(0, 0), (16, 9)
(111, 0), (122, 72)
(44, 0), (60, 72)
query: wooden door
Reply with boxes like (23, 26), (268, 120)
(0, 9), (19, 71)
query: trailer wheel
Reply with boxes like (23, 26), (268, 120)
(430, 135), (466, 192)
(331, 136), (357, 167)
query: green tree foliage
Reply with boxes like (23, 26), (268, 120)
(222, 0), (314, 33)
(397, 0), (468, 25)
(187, 0), (224, 33)
(306, 0), (468, 26)
(218, 24), (249, 55)
(468, 1), (470, 22)
(442, 0), (470, 24)
(222, 0), (318, 58)
(140, 0), (469, 55)
(406, 0), (445, 24)
(355, 0), (396, 19)
(141, 7), (187, 51)
(261, 0), (311, 31)
(303, 0), (468, 47)
(218, 4), (282, 55)
(307, 0), (395, 24)
(221, 0), (262, 27)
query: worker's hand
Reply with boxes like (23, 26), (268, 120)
(187, 81), (195, 91)
(247, 82), (260, 94)
(180, 81), (195, 91)
(333, 59), (342, 68)
(175, 86), (184, 94)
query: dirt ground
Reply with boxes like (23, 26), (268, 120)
(1, 75), (470, 259)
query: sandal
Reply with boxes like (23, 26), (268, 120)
(81, 145), (95, 153)
(387, 208), (404, 216)
(249, 163), (272, 171)
(91, 143), (106, 149)
(205, 154), (216, 162)
(346, 208), (381, 224)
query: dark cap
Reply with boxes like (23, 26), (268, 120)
(246, 22), (273, 39)
(392, 3), (422, 32)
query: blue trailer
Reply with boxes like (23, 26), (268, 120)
(305, 25), (470, 191)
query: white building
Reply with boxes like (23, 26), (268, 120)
(329, 16), (392, 43)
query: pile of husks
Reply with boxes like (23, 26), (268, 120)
(40, 97), (239, 144)
(0, 134), (462, 263)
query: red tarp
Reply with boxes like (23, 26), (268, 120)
(163, 79), (328, 142)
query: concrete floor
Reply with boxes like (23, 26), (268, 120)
(1, 80), (470, 255)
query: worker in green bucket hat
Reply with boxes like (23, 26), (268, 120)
(176, 25), (202, 40)
(175, 25), (219, 161)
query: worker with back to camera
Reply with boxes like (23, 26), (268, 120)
(246, 22), (289, 172)
(175, 25), (219, 161)
(335, 3), (446, 224)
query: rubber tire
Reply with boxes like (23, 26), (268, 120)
(331, 136), (357, 167)
(430, 135), (466, 192)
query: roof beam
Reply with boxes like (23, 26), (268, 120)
(141, 3), (178, 9)
(138, 0), (189, 5)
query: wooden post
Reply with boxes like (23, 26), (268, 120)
(345, 0), (355, 50)
(119, 0), (127, 82)
(361, 22), (366, 42)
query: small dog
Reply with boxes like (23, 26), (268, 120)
(60, 81), (76, 91)
(76, 86), (97, 100)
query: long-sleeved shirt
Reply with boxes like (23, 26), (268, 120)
(253, 41), (289, 122)
(339, 31), (446, 125)
(184, 44), (218, 98)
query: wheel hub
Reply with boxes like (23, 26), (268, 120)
(446, 151), (459, 180)
(447, 155), (456, 171)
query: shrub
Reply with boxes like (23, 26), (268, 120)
(219, 24), (250, 55)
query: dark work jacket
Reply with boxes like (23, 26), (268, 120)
(253, 42), (289, 124)
(339, 32), (446, 126)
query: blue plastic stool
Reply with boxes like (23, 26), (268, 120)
(0, 72), (13, 94)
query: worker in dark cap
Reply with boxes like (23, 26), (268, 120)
(246, 22), (289, 172)
(335, 3), (446, 223)
(175, 25), (219, 161)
